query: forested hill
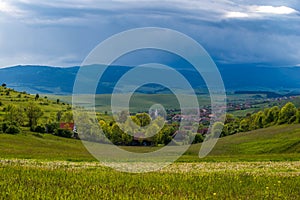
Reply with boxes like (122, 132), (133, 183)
(1, 64), (300, 94)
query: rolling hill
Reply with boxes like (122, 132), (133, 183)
(184, 124), (300, 161)
(1, 64), (300, 95)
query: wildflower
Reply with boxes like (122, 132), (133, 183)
(266, 187), (269, 190)
(213, 193), (217, 196)
(278, 181), (281, 184)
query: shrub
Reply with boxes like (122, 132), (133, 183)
(278, 102), (297, 124)
(31, 125), (46, 133)
(54, 128), (73, 138)
(45, 123), (58, 133)
(0, 122), (9, 133)
(193, 134), (204, 144)
(5, 125), (21, 134)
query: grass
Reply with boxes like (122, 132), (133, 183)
(0, 159), (299, 199)
(0, 124), (299, 199)
(0, 128), (94, 162)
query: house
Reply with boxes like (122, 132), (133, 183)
(59, 122), (79, 139)
(59, 122), (75, 130)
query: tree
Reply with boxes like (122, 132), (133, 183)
(252, 111), (264, 129)
(5, 125), (21, 134)
(145, 123), (160, 138)
(25, 103), (43, 127)
(56, 111), (63, 122)
(160, 125), (174, 145)
(278, 102), (297, 124)
(193, 134), (204, 144)
(4, 104), (25, 126)
(221, 114), (235, 124)
(222, 123), (235, 137)
(111, 124), (123, 145)
(124, 116), (139, 136)
(212, 122), (224, 133)
(35, 94), (39, 101)
(296, 109), (300, 124)
(263, 106), (280, 126)
(54, 128), (73, 138)
(134, 113), (151, 127)
(61, 111), (74, 122)
(99, 120), (111, 139)
(239, 118), (250, 132)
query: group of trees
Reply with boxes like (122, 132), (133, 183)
(75, 111), (175, 146)
(1, 103), (44, 134)
(0, 102), (76, 137)
(221, 102), (300, 137)
(0, 84), (78, 137)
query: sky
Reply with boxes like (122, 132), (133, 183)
(0, 0), (299, 68)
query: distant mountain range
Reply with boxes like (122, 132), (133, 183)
(0, 64), (300, 95)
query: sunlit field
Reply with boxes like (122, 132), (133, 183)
(0, 159), (299, 199)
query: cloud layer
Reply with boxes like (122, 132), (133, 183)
(0, 0), (299, 67)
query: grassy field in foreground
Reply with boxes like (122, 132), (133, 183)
(0, 125), (300, 199)
(0, 159), (299, 199)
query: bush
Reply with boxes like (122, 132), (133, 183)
(193, 134), (204, 144)
(31, 125), (46, 133)
(45, 123), (58, 133)
(54, 128), (73, 138)
(5, 125), (21, 134)
(0, 122), (9, 133)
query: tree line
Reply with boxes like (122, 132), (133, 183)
(220, 102), (300, 137)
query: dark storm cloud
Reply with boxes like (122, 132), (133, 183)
(0, 0), (299, 67)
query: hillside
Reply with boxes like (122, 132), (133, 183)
(0, 86), (72, 125)
(184, 124), (300, 161)
(1, 124), (300, 162)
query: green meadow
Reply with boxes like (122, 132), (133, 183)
(1, 159), (299, 199)
(0, 125), (300, 199)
